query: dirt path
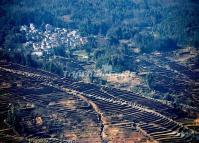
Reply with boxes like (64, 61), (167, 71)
(61, 87), (109, 142)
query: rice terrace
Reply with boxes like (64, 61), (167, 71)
(0, 0), (199, 142)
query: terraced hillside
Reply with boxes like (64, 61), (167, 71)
(135, 49), (199, 113)
(0, 61), (197, 143)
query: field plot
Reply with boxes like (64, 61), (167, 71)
(136, 52), (199, 111)
(0, 61), (197, 143)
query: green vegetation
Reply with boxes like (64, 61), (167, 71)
(0, 0), (198, 74)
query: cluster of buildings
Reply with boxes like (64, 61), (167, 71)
(20, 23), (87, 56)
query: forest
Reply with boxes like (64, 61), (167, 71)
(0, 0), (199, 74)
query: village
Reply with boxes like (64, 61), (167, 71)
(20, 23), (87, 57)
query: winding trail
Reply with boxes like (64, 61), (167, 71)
(61, 87), (109, 142)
